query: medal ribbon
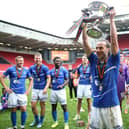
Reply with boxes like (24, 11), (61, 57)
(55, 68), (60, 79)
(16, 67), (23, 79)
(82, 64), (88, 74)
(97, 60), (107, 91)
(36, 65), (42, 78)
(97, 60), (107, 81)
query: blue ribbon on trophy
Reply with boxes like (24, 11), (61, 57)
(66, 1), (113, 41)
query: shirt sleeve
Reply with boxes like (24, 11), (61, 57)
(77, 66), (80, 75)
(26, 69), (32, 78)
(29, 67), (32, 74)
(3, 68), (11, 77)
(88, 52), (98, 67)
(110, 51), (120, 67)
(43, 65), (50, 77)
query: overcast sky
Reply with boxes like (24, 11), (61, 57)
(0, 0), (129, 38)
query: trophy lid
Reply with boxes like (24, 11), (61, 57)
(88, 1), (109, 17)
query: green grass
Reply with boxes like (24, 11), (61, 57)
(0, 80), (129, 129)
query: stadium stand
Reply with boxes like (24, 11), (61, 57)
(0, 50), (83, 73)
(0, 51), (34, 73)
(0, 51), (34, 66)
(0, 57), (10, 64)
(118, 34), (129, 49)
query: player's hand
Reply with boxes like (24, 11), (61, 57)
(126, 84), (129, 88)
(81, 23), (87, 29)
(43, 88), (47, 94)
(49, 85), (52, 88)
(25, 90), (30, 96)
(109, 8), (116, 20)
(125, 85), (129, 95)
(57, 85), (64, 89)
(6, 88), (13, 94)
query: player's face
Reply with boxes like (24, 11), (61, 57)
(96, 41), (107, 61)
(16, 58), (24, 68)
(82, 56), (88, 64)
(54, 58), (62, 68)
(34, 55), (42, 65)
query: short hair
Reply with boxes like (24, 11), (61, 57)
(34, 53), (42, 57)
(53, 56), (61, 63)
(97, 39), (111, 49)
(15, 56), (24, 61)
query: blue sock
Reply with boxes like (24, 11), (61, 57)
(64, 111), (69, 123)
(34, 115), (39, 123)
(21, 112), (27, 126)
(40, 115), (44, 124)
(52, 111), (57, 122)
(11, 112), (16, 126)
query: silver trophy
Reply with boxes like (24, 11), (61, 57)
(66, 1), (113, 41)
(83, 1), (109, 38)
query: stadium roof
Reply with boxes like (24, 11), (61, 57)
(0, 13), (129, 52)
(0, 20), (83, 52)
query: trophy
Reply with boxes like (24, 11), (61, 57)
(66, 1), (113, 41)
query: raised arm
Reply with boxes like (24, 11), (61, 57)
(110, 8), (119, 55)
(82, 23), (93, 57)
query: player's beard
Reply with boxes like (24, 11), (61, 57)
(55, 63), (60, 69)
(36, 62), (42, 67)
(98, 52), (107, 62)
(82, 62), (87, 65)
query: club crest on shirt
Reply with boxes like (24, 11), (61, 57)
(52, 80), (56, 83)
(95, 80), (99, 86)
(13, 79), (20, 84)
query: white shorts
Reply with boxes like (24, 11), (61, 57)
(31, 89), (48, 102)
(50, 89), (67, 105)
(90, 105), (123, 129)
(8, 92), (27, 108)
(77, 84), (92, 99)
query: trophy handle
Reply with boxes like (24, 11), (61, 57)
(66, 16), (84, 34)
(104, 6), (114, 17)
(74, 22), (83, 41)
(74, 17), (103, 41)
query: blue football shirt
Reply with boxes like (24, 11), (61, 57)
(88, 51), (120, 107)
(50, 66), (68, 90)
(77, 64), (91, 85)
(29, 64), (49, 89)
(3, 66), (31, 94)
